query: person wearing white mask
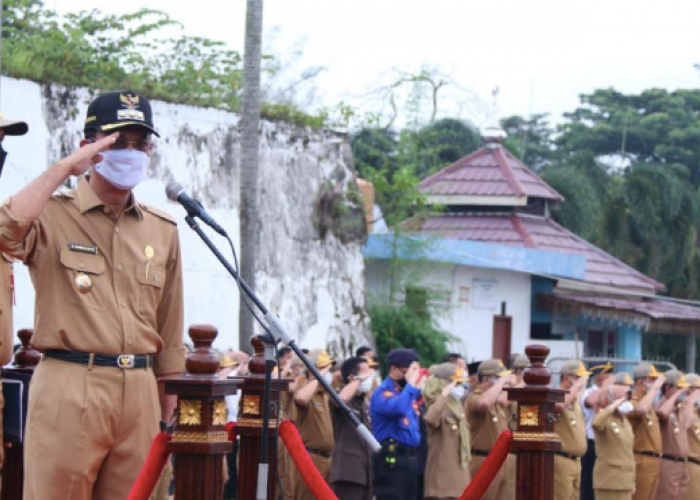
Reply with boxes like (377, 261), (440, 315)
(0, 90), (185, 500)
(592, 377), (636, 500)
(330, 356), (375, 500)
(292, 349), (336, 500)
(654, 370), (692, 500)
(628, 363), (666, 500)
(423, 363), (471, 500)
(552, 360), (591, 500)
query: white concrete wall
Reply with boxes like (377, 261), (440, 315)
(365, 261), (532, 362)
(1, 77), (369, 353)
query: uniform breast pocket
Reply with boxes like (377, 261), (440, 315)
(136, 262), (165, 323)
(59, 248), (106, 310)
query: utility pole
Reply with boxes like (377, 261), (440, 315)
(238, 0), (264, 351)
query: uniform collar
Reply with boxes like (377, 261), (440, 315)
(74, 176), (143, 220)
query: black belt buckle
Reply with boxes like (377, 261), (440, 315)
(117, 354), (136, 369)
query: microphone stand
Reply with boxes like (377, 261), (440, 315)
(183, 215), (381, 499)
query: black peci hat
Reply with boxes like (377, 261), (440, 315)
(84, 90), (159, 137)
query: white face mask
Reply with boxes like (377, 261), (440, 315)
(451, 385), (466, 400)
(618, 401), (634, 415)
(323, 372), (334, 385)
(95, 149), (149, 190)
(357, 377), (373, 394)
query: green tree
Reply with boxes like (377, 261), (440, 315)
(557, 88), (700, 185)
(501, 113), (556, 171)
(412, 118), (481, 178)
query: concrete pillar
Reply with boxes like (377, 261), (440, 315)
(687, 333), (697, 372)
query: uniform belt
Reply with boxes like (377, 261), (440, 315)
(45, 350), (154, 370)
(381, 440), (417, 456)
(688, 457), (700, 466)
(305, 447), (332, 458)
(553, 451), (581, 462)
(661, 454), (687, 463)
(471, 449), (489, 457)
(634, 450), (662, 459)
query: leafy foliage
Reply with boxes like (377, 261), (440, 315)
(369, 302), (451, 371)
(501, 113), (556, 171)
(2, 0), (324, 127)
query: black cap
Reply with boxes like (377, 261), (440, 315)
(84, 90), (159, 137)
(386, 348), (420, 368)
(467, 361), (482, 375)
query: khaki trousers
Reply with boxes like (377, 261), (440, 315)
(654, 459), (689, 500)
(293, 452), (330, 500)
(553, 455), (581, 500)
(686, 460), (700, 500)
(23, 358), (160, 500)
(595, 490), (633, 500)
(468, 453), (515, 500)
(632, 454), (661, 500)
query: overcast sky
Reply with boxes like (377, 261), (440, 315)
(53, 0), (700, 126)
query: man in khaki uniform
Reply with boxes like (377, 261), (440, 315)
(466, 358), (516, 500)
(592, 381), (636, 500)
(684, 373), (700, 500)
(654, 370), (693, 500)
(292, 349), (335, 500)
(553, 360), (590, 500)
(629, 362), (665, 500)
(0, 90), (186, 500)
(0, 112), (29, 470)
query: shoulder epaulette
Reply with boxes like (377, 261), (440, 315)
(141, 204), (177, 225)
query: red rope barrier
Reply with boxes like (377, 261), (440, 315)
(458, 431), (513, 500)
(279, 420), (338, 500)
(125, 432), (173, 500)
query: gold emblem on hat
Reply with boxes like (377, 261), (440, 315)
(120, 93), (140, 109)
(144, 245), (155, 260)
(74, 273), (93, 294)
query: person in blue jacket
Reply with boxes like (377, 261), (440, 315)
(370, 348), (426, 500)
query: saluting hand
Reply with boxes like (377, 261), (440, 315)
(441, 381), (458, 398)
(60, 133), (119, 177)
(652, 376), (666, 390)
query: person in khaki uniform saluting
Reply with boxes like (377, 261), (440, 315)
(330, 356), (375, 500)
(465, 358), (516, 500)
(0, 90), (186, 500)
(628, 362), (665, 500)
(292, 349), (336, 500)
(592, 377), (636, 500)
(654, 370), (696, 500)
(683, 373), (700, 500)
(0, 112), (29, 471)
(423, 363), (471, 500)
(552, 360), (590, 500)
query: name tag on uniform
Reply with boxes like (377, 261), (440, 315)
(68, 243), (98, 255)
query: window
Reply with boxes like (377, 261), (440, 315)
(405, 287), (428, 317)
(530, 322), (563, 340)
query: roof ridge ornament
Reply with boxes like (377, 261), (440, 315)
(481, 85), (507, 147)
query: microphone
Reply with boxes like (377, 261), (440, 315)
(165, 182), (228, 236)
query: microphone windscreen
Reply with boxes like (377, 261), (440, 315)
(165, 182), (184, 202)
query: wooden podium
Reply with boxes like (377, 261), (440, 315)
(506, 344), (566, 500)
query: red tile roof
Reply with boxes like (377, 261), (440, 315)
(413, 213), (665, 292)
(419, 144), (564, 202)
(552, 292), (700, 322)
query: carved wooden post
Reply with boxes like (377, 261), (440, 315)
(506, 344), (566, 500)
(235, 335), (291, 500)
(164, 325), (240, 500)
(1, 328), (41, 500)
